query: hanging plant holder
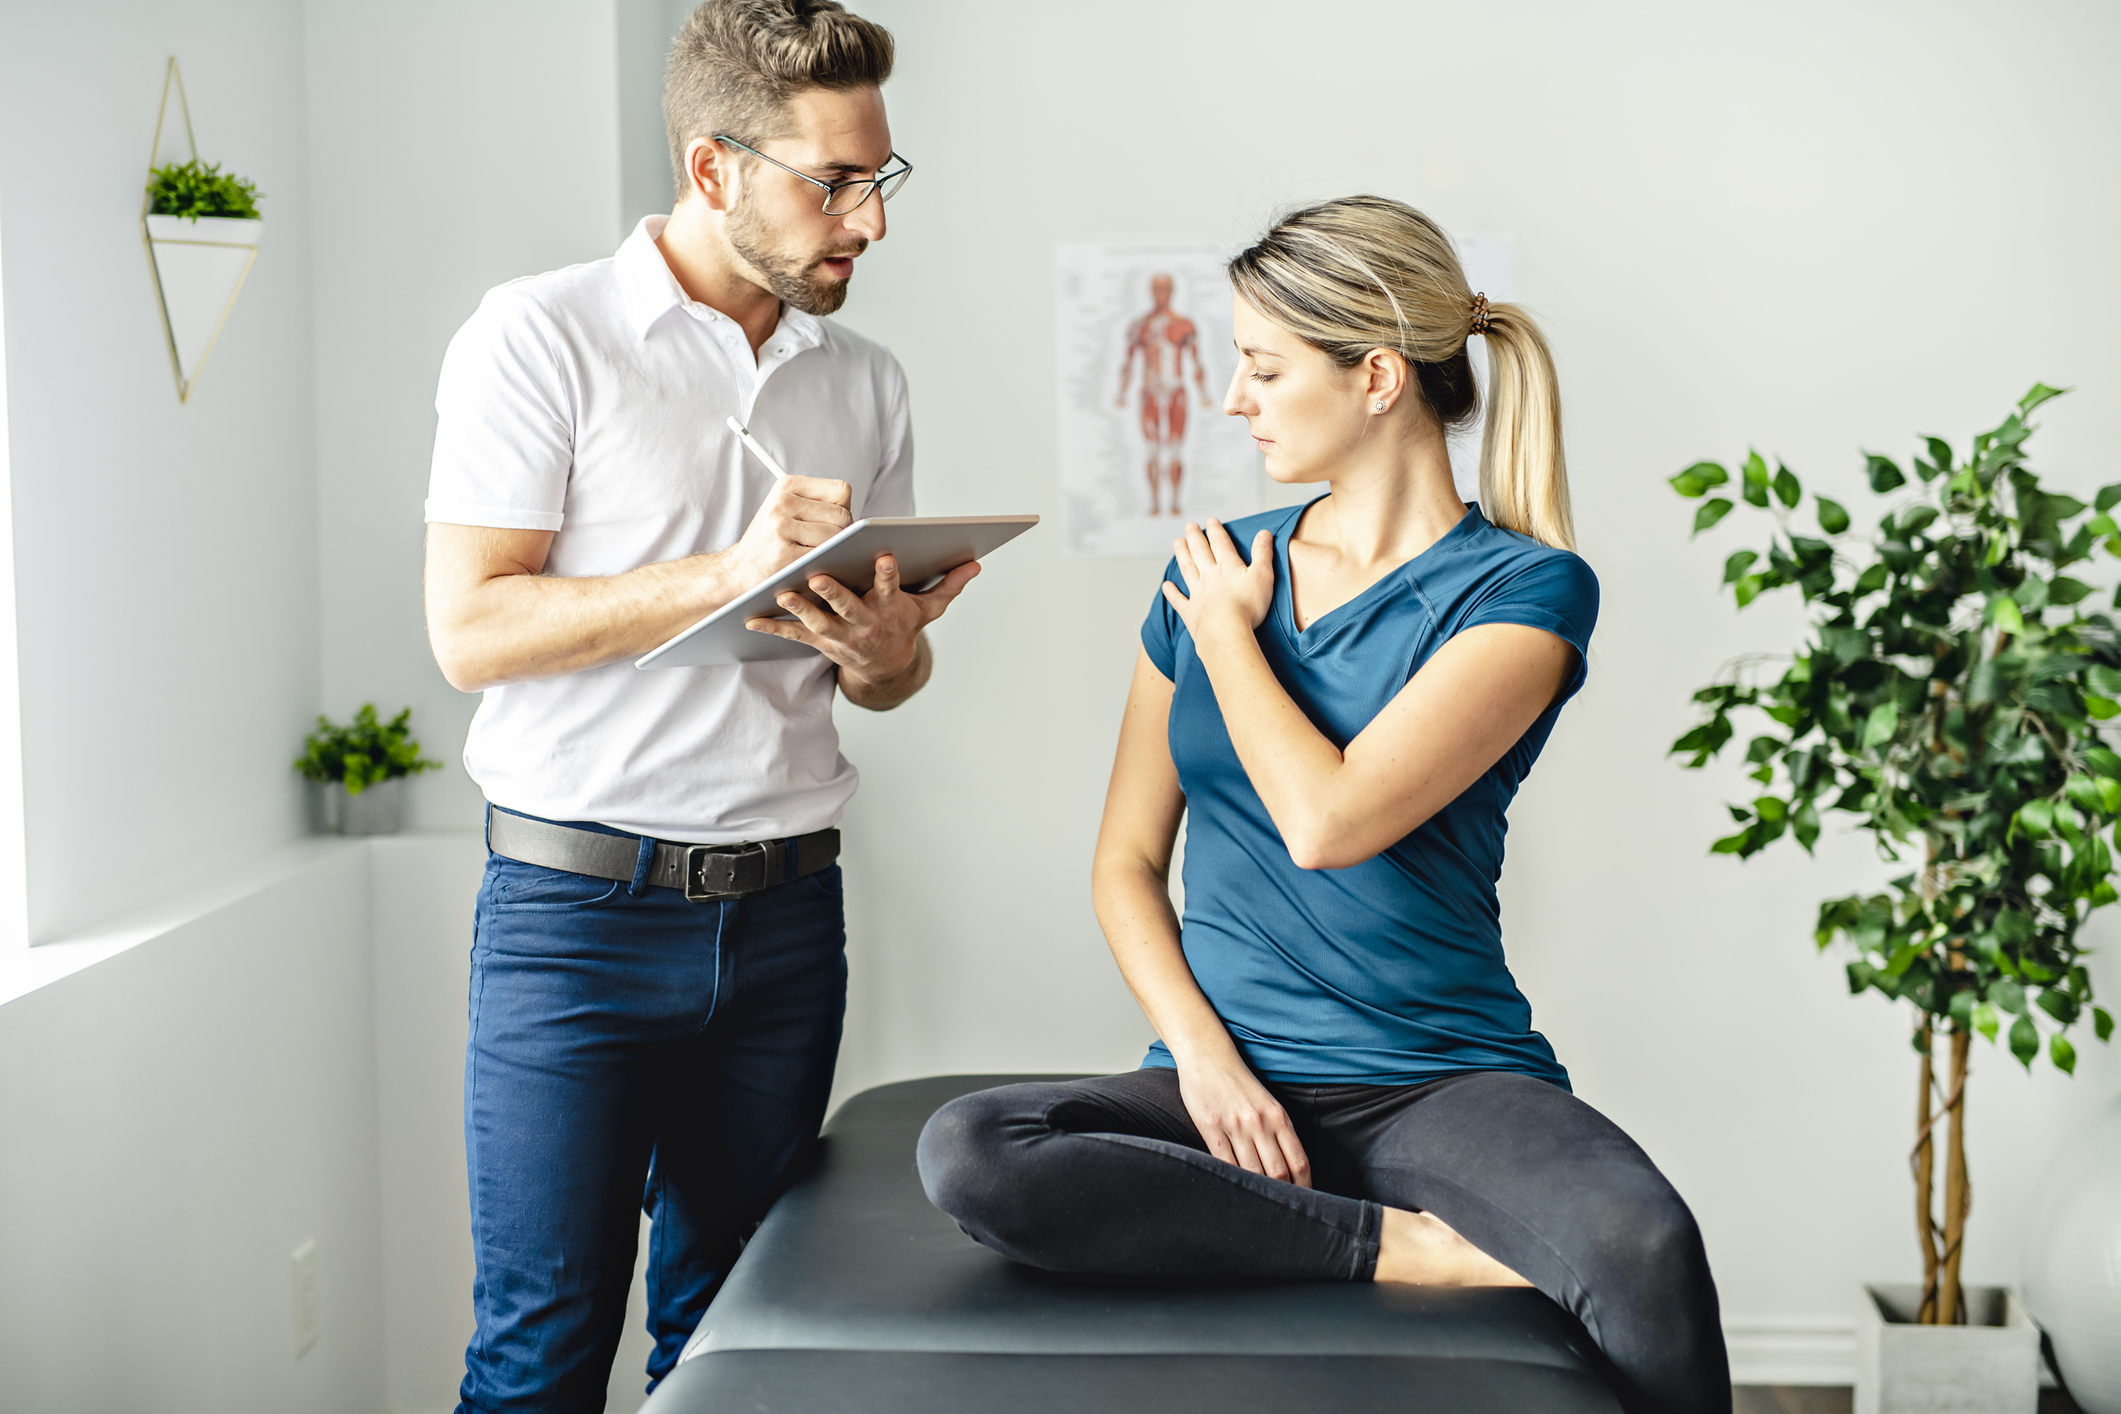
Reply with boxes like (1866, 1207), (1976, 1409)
(141, 59), (263, 404)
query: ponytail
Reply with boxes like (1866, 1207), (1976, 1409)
(1477, 303), (1573, 551)
(1228, 196), (1576, 552)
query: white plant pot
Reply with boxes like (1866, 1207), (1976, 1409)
(2023, 1097), (2121, 1413)
(1855, 1284), (2038, 1414)
(142, 213), (262, 401)
(334, 777), (405, 837)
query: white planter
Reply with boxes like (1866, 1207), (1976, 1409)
(142, 213), (262, 401)
(2023, 1098), (2121, 1413)
(332, 777), (406, 837)
(1855, 1284), (2038, 1414)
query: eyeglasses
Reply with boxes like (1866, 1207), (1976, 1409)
(712, 135), (912, 216)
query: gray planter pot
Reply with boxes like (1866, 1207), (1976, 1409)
(332, 777), (405, 836)
(1855, 1283), (2037, 1414)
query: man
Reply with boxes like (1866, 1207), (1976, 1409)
(421, 4), (967, 1409)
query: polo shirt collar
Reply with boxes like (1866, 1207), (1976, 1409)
(616, 215), (828, 357)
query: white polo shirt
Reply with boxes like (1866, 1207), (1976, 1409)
(426, 215), (914, 843)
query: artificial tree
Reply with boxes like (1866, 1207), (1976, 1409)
(1669, 385), (2114, 1326)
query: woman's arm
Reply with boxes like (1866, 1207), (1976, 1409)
(1165, 520), (1575, 871)
(1092, 649), (1313, 1187)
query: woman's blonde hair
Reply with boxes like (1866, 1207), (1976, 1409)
(1227, 195), (1574, 551)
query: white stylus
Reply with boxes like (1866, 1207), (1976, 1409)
(726, 415), (790, 480)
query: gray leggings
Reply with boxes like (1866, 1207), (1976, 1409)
(917, 1067), (1728, 1414)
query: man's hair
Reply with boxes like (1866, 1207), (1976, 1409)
(664, 0), (895, 192)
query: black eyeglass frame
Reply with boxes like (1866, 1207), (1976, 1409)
(711, 134), (912, 215)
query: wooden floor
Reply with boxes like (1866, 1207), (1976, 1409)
(1734, 1388), (2084, 1414)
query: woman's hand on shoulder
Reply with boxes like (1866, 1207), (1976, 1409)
(1175, 1053), (1312, 1188)
(1163, 520), (1275, 646)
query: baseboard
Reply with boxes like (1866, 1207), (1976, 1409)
(1724, 1321), (1855, 1387)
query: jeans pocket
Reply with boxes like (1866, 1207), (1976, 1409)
(487, 855), (628, 911)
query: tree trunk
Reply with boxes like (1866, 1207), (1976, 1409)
(1913, 1023), (1941, 1322)
(1936, 1027), (1972, 1324)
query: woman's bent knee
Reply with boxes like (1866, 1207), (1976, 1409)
(915, 1089), (1024, 1230)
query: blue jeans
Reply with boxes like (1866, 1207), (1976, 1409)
(458, 817), (847, 1414)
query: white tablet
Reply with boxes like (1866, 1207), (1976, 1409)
(636, 515), (1040, 669)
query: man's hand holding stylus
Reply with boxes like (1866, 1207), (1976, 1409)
(746, 552), (981, 709)
(727, 475), (857, 586)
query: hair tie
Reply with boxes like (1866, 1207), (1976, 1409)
(1468, 292), (1492, 337)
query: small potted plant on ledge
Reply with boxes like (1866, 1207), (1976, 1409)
(1667, 385), (2114, 1414)
(295, 705), (442, 837)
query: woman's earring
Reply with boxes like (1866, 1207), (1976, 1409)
(1373, 400), (1386, 412)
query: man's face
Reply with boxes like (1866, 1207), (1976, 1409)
(722, 86), (893, 316)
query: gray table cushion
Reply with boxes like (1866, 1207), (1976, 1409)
(645, 1074), (1621, 1413)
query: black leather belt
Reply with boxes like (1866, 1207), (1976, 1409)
(485, 806), (839, 903)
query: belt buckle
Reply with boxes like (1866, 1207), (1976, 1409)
(682, 840), (787, 902)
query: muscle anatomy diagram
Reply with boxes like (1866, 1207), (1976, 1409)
(1114, 273), (1211, 517)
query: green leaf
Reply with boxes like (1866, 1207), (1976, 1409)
(2098, 483), (2121, 514)
(1988, 596), (2027, 635)
(2086, 746), (2121, 778)
(2051, 1034), (2077, 1074)
(2097, 1006), (2115, 1042)
(1860, 702), (1899, 749)
(1773, 465), (1801, 508)
(1733, 574), (1765, 607)
(2018, 382), (2066, 415)
(2015, 798), (2055, 838)
(1741, 452), (1771, 508)
(1923, 436), (1954, 474)
(2085, 695), (2121, 721)
(2087, 664), (2121, 697)
(1693, 498), (1735, 535)
(2010, 1014), (2039, 1068)
(1669, 463), (1721, 498)
(1866, 454), (1906, 493)
(1854, 563), (1889, 595)
(1991, 977), (2028, 1014)
(1794, 797), (1820, 852)
(1754, 796), (1789, 823)
(2049, 576), (2094, 606)
(1722, 550), (1758, 585)
(1815, 496), (1849, 534)
(1973, 1001), (2000, 1043)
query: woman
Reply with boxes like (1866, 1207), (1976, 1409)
(917, 196), (1728, 1414)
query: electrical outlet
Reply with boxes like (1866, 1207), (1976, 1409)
(291, 1239), (320, 1358)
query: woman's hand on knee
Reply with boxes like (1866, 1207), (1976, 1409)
(1177, 1059), (1312, 1189)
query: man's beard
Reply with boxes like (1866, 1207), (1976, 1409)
(725, 198), (863, 316)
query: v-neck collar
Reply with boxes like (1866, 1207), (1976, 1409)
(1276, 499), (1485, 654)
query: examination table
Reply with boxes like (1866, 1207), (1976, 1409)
(640, 1074), (1624, 1414)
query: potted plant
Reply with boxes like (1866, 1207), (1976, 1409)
(1667, 385), (2114, 1411)
(140, 59), (264, 402)
(295, 705), (442, 836)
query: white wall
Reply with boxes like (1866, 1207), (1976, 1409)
(0, 0), (322, 941)
(304, 0), (625, 835)
(0, 840), (384, 1414)
(810, 0), (2121, 1342)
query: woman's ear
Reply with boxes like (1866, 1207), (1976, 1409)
(1363, 349), (1410, 415)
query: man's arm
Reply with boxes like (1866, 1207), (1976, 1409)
(424, 474), (855, 692)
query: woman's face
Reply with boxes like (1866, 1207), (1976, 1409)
(1223, 294), (1371, 486)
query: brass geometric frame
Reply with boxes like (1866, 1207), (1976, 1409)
(141, 58), (260, 404)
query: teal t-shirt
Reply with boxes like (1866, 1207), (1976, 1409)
(1140, 500), (1597, 1088)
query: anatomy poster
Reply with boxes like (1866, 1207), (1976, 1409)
(1057, 245), (1256, 558)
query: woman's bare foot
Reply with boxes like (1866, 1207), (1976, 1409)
(1372, 1206), (1533, 1287)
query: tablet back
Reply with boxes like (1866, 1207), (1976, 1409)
(637, 515), (1039, 668)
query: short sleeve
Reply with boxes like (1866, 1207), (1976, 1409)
(862, 355), (916, 518)
(1140, 557), (1186, 680)
(425, 286), (575, 532)
(1460, 551), (1600, 700)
